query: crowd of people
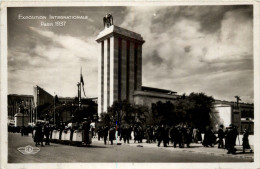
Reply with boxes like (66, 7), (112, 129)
(96, 123), (252, 154)
(97, 124), (201, 148)
(9, 121), (252, 154)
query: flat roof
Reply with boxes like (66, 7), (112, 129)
(141, 86), (177, 95)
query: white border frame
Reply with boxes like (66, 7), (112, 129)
(1, 1), (259, 169)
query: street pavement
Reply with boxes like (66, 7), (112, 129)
(8, 133), (253, 163)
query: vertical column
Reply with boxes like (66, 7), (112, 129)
(129, 42), (135, 103)
(103, 39), (108, 113)
(110, 37), (119, 106)
(134, 43), (138, 90)
(126, 41), (130, 101)
(118, 38), (122, 101)
(107, 39), (110, 107)
(137, 44), (142, 90)
(98, 41), (104, 115)
(121, 39), (127, 101)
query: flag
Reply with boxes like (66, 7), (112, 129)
(81, 73), (86, 97)
(80, 74), (84, 86)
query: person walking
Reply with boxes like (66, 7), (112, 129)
(82, 118), (90, 146)
(44, 122), (50, 145)
(103, 125), (109, 145)
(225, 124), (237, 154)
(109, 126), (116, 145)
(133, 125), (138, 143)
(242, 129), (252, 153)
(217, 125), (225, 148)
(122, 126), (127, 144)
(138, 126), (143, 143)
(146, 126), (153, 144)
(192, 127), (199, 143)
(97, 126), (102, 141)
(186, 127), (193, 148)
(203, 126), (215, 147)
(171, 126), (178, 148)
(34, 122), (44, 147)
(157, 124), (166, 147)
(165, 125), (170, 146)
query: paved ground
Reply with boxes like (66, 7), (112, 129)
(8, 133), (253, 163)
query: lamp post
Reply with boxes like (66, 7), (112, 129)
(54, 92), (56, 127)
(36, 89), (39, 123)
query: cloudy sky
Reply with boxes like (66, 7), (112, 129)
(8, 6), (253, 103)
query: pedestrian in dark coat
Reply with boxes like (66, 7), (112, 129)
(186, 128), (193, 148)
(203, 126), (215, 147)
(146, 126), (153, 144)
(122, 126), (130, 144)
(109, 126), (116, 145)
(97, 126), (102, 141)
(192, 127), (199, 143)
(225, 125), (237, 154)
(34, 123), (44, 147)
(165, 125), (170, 145)
(170, 126), (179, 148)
(217, 125), (225, 148)
(133, 125), (138, 143)
(242, 129), (252, 153)
(103, 125), (109, 145)
(180, 126), (187, 147)
(157, 124), (167, 147)
(82, 119), (90, 145)
(44, 123), (50, 145)
(138, 126), (143, 143)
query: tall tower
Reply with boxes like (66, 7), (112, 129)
(96, 25), (145, 115)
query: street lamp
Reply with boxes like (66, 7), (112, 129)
(53, 92), (56, 126)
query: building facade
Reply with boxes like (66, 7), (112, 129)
(33, 85), (54, 107)
(211, 100), (254, 133)
(96, 25), (144, 115)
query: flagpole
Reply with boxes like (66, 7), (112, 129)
(79, 67), (82, 108)
(54, 92), (56, 127)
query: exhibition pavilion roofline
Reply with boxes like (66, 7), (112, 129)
(8, 94), (34, 97)
(141, 86), (177, 95)
(214, 99), (254, 106)
(96, 25), (145, 43)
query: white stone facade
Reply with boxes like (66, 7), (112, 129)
(96, 25), (145, 115)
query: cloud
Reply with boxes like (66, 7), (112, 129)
(120, 6), (253, 103)
(8, 27), (99, 97)
(8, 6), (253, 103)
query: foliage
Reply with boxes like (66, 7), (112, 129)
(100, 112), (111, 126)
(102, 100), (148, 126)
(150, 92), (214, 132)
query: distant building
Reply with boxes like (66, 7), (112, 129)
(33, 85), (54, 107)
(133, 86), (179, 108)
(59, 97), (98, 105)
(212, 100), (254, 133)
(8, 94), (34, 123)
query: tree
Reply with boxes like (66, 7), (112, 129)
(100, 112), (111, 126)
(149, 92), (214, 132)
(106, 100), (148, 126)
(185, 92), (214, 132)
(150, 101), (176, 125)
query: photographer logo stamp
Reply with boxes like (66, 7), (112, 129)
(17, 145), (40, 155)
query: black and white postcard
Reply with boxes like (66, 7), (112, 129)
(1, 1), (259, 169)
